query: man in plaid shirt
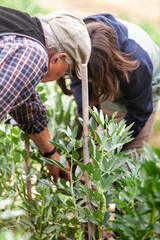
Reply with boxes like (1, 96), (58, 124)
(0, 6), (91, 182)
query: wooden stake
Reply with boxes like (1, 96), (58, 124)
(25, 139), (32, 201)
(81, 64), (95, 240)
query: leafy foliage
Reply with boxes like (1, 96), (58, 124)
(1, 0), (160, 239)
(109, 144), (160, 240)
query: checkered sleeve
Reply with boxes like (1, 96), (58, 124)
(0, 35), (48, 133)
(9, 90), (48, 134)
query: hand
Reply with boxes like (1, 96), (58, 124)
(46, 151), (70, 183)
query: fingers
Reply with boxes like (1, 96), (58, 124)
(59, 161), (70, 181)
(46, 162), (60, 183)
(46, 161), (70, 182)
(59, 169), (70, 181)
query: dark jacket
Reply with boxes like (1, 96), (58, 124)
(0, 6), (45, 46)
(71, 13), (160, 139)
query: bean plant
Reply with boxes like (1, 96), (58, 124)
(1, 79), (160, 239)
(35, 107), (135, 239)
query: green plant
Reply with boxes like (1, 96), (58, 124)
(1, 100), (160, 239)
(0, 197), (30, 240)
(37, 107), (134, 239)
(108, 143), (160, 240)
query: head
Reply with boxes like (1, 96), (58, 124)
(84, 19), (139, 105)
(40, 10), (91, 83)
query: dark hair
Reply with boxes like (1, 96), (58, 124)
(84, 19), (139, 104)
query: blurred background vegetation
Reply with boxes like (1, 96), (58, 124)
(1, 0), (160, 149)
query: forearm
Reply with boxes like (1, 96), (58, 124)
(28, 127), (54, 154)
(28, 127), (70, 182)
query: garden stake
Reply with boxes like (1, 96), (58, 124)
(81, 64), (95, 240)
(25, 138), (32, 201)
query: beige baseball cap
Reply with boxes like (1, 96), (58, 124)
(44, 10), (91, 79)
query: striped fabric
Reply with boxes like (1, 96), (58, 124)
(0, 34), (49, 134)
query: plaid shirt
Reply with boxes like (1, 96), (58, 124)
(0, 34), (49, 134)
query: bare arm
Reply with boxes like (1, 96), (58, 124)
(28, 127), (70, 182)
(28, 127), (54, 153)
(9, 91), (70, 182)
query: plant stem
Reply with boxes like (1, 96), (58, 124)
(70, 154), (79, 221)
(39, 199), (45, 239)
(96, 130), (108, 239)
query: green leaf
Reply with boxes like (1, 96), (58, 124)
(93, 209), (103, 221)
(99, 109), (105, 125)
(57, 188), (72, 196)
(104, 193), (113, 207)
(90, 106), (105, 129)
(103, 211), (111, 227)
(102, 157), (113, 173)
(67, 126), (72, 136)
(67, 140), (74, 153)
(64, 111), (70, 126)
(72, 125), (78, 139)
(12, 136), (19, 145)
(90, 117), (97, 132)
(60, 156), (67, 168)
(105, 114), (108, 125)
(22, 149), (27, 159)
(83, 207), (91, 216)
(59, 178), (70, 189)
(72, 150), (79, 160)
(104, 139), (112, 151)
(87, 188), (94, 198)
(70, 218), (78, 226)
(43, 225), (56, 234)
(11, 127), (19, 135)
(110, 142), (126, 151)
(40, 157), (66, 172)
(39, 179), (53, 188)
(20, 220), (35, 229)
(41, 234), (48, 239)
(66, 199), (75, 207)
(60, 214), (70, 224)
(116, 120), (126, 136)
(86, 162), (94, 175)
(96, 125), (105, 143)
(0, 198), (12, 210)
(76, 161), (86, 172)
(37, 85), (44, 91)
(58, 128), (71, 138)
(100, 175), (115, 191)
(93, 169), (101, 181)
(0, 209), (25, 219)
(89, 138), (96, 157)
(20, 132), (29, 141)
(49, 140), (67, 153)
(94, 192), (103, 202)
(108, 122), (117, 136)
(75, 165), (82, 178)
(87, 216), (98, 224)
